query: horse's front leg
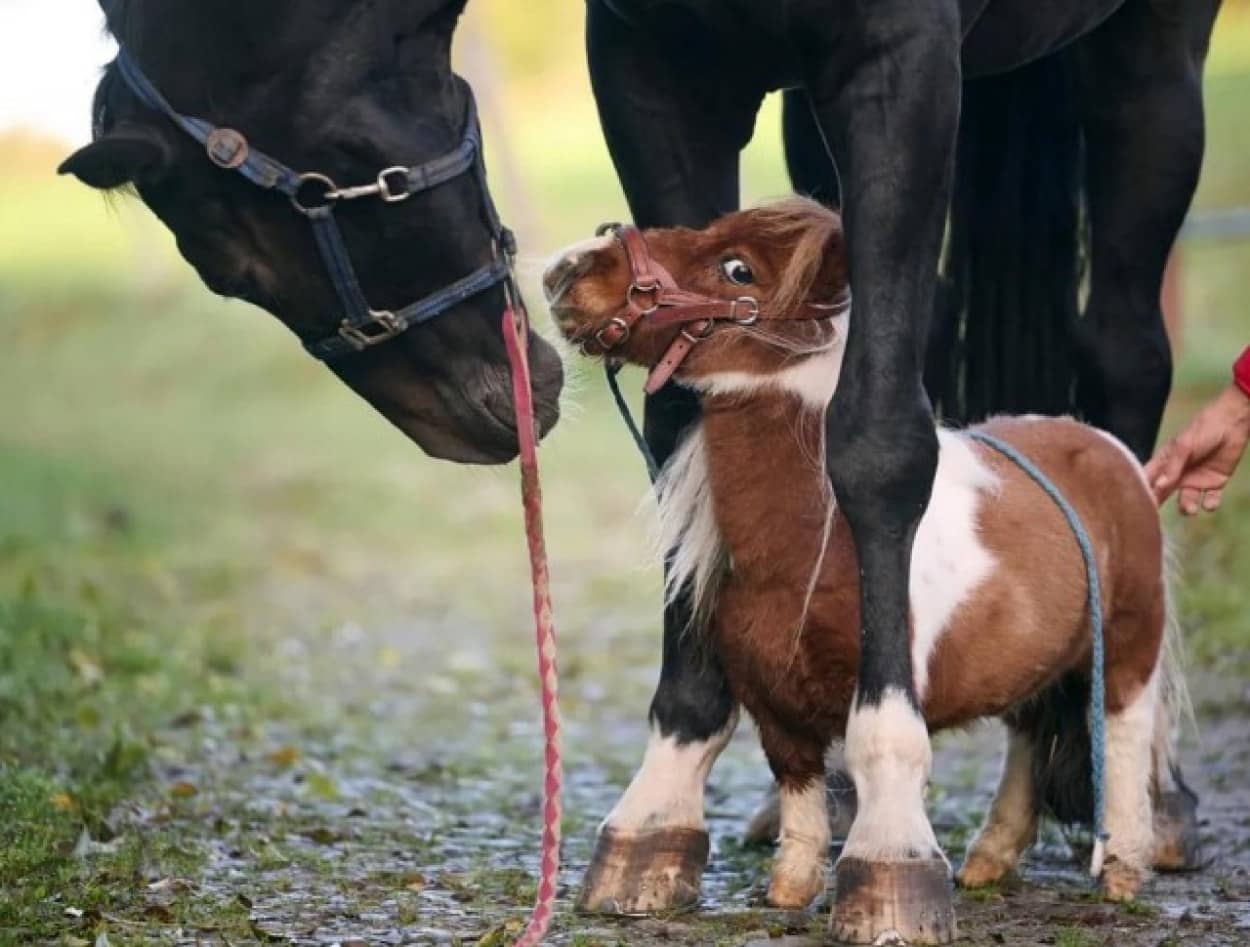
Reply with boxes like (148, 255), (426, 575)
(803, 4), (962, 942)
(578, 0), (764, 915)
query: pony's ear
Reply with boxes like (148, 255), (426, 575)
(812, 217), (848, 301)
(58, 126), (170, 190)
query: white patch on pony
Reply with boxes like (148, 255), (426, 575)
(685, 315), (848, 411)
(963, 727), (1038, 871)
(909, 431), (1000, 698)
(601, 713), (738, 834)
(840, 688), (943, 862)
(1101, 669), (1160, 877)
(651, 425), (727, 620)
(769, 779), (832, 907)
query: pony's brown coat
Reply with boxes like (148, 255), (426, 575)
(551, 197), (1166, 794)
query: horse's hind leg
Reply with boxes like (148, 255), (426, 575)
(1071, 0), (1220, 460)
(957, 726), (1039, 889)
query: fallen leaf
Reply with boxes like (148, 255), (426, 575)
(303, 772), (339, 801)
(169, 781), (198, 799)
(266, 746), (301, 768)
(147, 877), (196, 893)
(50, 792), (77, 812)
(68, 648), (104, 685)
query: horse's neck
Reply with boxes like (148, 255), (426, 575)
(699, 391), (834, 587)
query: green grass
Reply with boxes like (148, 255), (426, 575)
(2, 27), (1250, 944)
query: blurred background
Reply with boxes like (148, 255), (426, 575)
(1, 2), (1248, 943)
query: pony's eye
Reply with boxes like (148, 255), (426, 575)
(720, 257), (755, 286)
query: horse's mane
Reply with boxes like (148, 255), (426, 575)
(742, 197), (843, 318)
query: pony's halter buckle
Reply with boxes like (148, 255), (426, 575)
(587, 223), (849, 393)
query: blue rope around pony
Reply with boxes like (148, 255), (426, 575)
(968, 430), (1110, 876)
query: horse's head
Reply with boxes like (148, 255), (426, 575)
(544, 199), (849, 391)
(59, 0), (562, 465)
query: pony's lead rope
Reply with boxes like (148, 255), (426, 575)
(967, 431), (1109, 876)
(503, 304), (563, 946)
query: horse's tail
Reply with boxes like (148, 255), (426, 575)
(927, 52), (1087, 423)
(1026, 541), (1190, 830)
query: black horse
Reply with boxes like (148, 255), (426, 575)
(62, 0), (1218, 941)
(579, 0), (1217, 941)
(60, 0), (563, 465)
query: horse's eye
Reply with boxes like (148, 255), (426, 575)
(720, 257), (755, 286)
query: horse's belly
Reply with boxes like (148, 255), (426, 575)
(961, 0), (1126, 76)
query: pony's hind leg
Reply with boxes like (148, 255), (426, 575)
(958, 726), (1039, 888)
(757, 720), (833, 910)
(1100, 671), (1161, 901)
(1151, 691), (1203, 871)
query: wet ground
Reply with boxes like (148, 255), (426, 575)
(82, 600), (1250, 947)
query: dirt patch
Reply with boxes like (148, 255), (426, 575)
(91, 605), (1250, 947)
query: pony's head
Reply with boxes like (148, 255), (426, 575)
(58, 0), (563, 465)
(544, 198), (849, 392)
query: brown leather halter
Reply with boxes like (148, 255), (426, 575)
(586, 223), (853, 394)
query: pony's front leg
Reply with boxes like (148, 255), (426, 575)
(802, 3), (962, 942)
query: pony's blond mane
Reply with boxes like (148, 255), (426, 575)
(743, 197), (843, 318)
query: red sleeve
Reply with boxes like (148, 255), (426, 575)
(1236, 346), (1250, 399)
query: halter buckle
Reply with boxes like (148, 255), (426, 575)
(681, 319), (716, 344)
(377, 167), (413, 203)
(627, 280), (660, 315)
(339, 310), (403, 350)
(729, 296), (760, 325)
(595, 221), (623, 238)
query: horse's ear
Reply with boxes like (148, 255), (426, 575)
(58, 126), (169, 190)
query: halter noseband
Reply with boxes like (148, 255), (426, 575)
(588, 223), (852, 394)
(113, 48), (516, 361)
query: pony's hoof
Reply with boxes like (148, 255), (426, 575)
(577, 826), (708, 915)
(767, 858), (827, 909)
(831, 857), (957, 945)
(1152, 788), (1203, 872)
(1100, 858), (1146, 902)
(955, 851), (1011, 889)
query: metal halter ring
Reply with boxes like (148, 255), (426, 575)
(595, 221), (623, 237)
(627, 280), (661, 315)
(291, 173), (340, 215)
(376, 167), (413, 203)
(729, 296), (761, 325)
(592, 316), (631, 351)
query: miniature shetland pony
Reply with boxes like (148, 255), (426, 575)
(544, 199), (1188, 908)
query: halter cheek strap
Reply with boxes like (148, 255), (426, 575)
(586, 223), (851, 392)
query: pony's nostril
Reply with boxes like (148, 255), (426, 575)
(543, 252), (592, 300)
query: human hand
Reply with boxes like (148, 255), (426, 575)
(1145, 383), (1250, 515)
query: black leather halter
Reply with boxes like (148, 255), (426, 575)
(113, 48), (516, 361)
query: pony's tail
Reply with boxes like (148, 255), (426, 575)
(927, 52), (1087, 423)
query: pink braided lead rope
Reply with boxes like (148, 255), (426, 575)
(502, 304), (563, 947)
